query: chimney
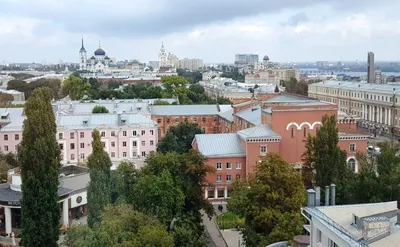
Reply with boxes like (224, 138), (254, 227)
(117, 113), (121, 125)
(325, 186), (330, 206)
(315, 186), (321, 206)
(307, 189), (316, 207)
(331, 184), (336, 206)
(216, 103), (220, 112)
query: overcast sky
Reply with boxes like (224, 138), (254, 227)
(1, 0), (399, 64)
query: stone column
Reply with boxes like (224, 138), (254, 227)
(224, 187), (228, 199)
(389, 108), (392, 126)
(5, 207), (11, 235)
(62, 200), (69, 228)
(214, 187), (218, 199)
(204, 188), (208, 199)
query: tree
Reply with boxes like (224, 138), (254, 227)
(189, 84), (205, 94)
(87, 129), (112, 228)
(0, 93), (13, 105)
(153, 100), (170, 105)
(110, 162), (137, 204)
(62, 75), (90, 100)
(228, 153), (306, 247)
(314, 115), (349, 188)
(0, 152), (18, 182)
(65, 204), (174, 247)
(302, 134), (316, 188)
(157, 122), (201, 154)
(19, 88), (61, 247)
(162, 76), (188, 98)
(92, 105), (109, 113)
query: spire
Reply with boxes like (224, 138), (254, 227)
(161, 41), (164, 48)
(99, 40), (101, 48)
(80, 35), (86, 52)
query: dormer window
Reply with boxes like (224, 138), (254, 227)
(83, 120), (88, 125)
(121, 119), (126, 124)
(137, 107), (141, 111)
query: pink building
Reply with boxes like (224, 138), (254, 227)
(0, 108), (158, 167)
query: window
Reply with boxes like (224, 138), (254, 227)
(133, 130), (137, 136)
(201, 128), (205, 134)
(166, 118), (170, 123)
(4, 146), (8, 152)
(111, 152), (115, 158)
(123, 152), (127, 157)
(80, 153), (85, 160)
(70, 132), (74, 139)
(123, 131), (127, 137)
(317, 230), (322, 243)
(260, 146), (267, 155)
(70, 143), (75, 150)
(303, 127), (307, 137)
(3, 135), (8, 141)
(14, 134), (19, 141)
(236, 162), (241, 169)
(349, 144), (356, 152)
(291, 128), (294, 138)
(123, 141), (127, 147)
(111, 142), (115, 147)
(348, 158), (356, 173)
(80, 143), (84, 148)
(226, 163), (232, 169)
(59, 144), (64, 150)
(133, 141), (137, 147)
(226, 175), (231, 181)
(141, 130), (145, 135)
(193, 118), (197, 123)
(132, 152), (137, 157)
(217, 175), (222, 182)
(236, 174), (241, 180)
(141, 151), (146, 157)
(101, 131), (105, 137)
(216, 163), (222, 170)
(213, 116), (217, 122)
(71, 154), (75, 160)
(102, 142), (105, 147)
(175, 117), (179, 123)
(111, 131), (115, 136)
(213, 127), (217, 134)
(202, 117), (206, 123)
(150, 140), (154, 146)
(157, 119), (161, 123)
(150, 130), (154, 135)
(80, 132), (84, 138)
(141, 141), (145, 146)
(58, 133), (63, 140)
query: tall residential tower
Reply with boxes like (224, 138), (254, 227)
(367, 52), (374, 83)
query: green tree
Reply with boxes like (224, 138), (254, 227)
(19, 88), (61, 247)
(153, 100), (170, 105)
(314, 115), (348, 187)
(87, 129), (112, 228)
(229, 153), (306, 247)
(92, 105), (109, 113)
(110, 162), (138, 204)
(302, 134), (316, 188)
(62, 75), (90, 100)
(189, 84), (205, 94)
(157, 122), (201, 154)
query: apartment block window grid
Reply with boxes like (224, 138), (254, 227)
(226, 163), (232, 169)
(216, 163), (222, 170)
(236, 162), (241, 169)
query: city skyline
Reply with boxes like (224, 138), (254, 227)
(1, 0), (400, 63)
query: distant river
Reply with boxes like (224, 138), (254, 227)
(299, 68), (400, 77)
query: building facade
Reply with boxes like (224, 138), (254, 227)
(308, 81), (400, 136)
(79, 39), (111, 73)
(367, 52), (375, 84)
(179, 58), (204, 71)
(158, 42), (168, 67)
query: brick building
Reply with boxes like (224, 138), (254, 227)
(192, 94), (369, 201)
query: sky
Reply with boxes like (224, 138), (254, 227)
(1, 0), (400, 64)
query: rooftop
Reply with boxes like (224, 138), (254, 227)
(151, 104), (231, 116)
(235, 105), (261, 125)
(218, 107), (234, 122)
(237, 125), (281, 140)
(265, 94), (332, 106)
(312, 81), (400, 93)
(0, 108), (25, 131)
(194, 133), (245, 158)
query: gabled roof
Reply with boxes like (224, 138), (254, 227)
(235, 105), (261, 125)
(237, 125), (281, 140)
(218, 107), (234, 122)
(194, 133), (245, 158)
(151, 104), (231, 116)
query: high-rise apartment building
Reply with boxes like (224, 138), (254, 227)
(367, 52), (374, 83)
(179, 58), (204, 71)
(234, 54), (259, 66)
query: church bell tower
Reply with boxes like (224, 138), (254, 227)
(79, 37), (87, 70)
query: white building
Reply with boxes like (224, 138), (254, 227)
(179, 58), (204, 71)
(79, 39), (111, 73)
(167, 53), (179, 68)
(158, 42), (168, 67)
(303, 187), (400, 247)
(202, 71), (223, 81)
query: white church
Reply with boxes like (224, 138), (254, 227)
(79, 39), (111, 73)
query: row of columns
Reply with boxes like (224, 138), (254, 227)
(204, 187), (228, 199)
(3, 199), (69, 235)
(362, 105), (393, 126)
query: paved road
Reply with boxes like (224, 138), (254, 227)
(202, 210), (228, 247)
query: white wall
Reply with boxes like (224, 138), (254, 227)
(71, 191), (87, 208)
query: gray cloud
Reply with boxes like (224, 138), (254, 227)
(0, 0), (386, 37)
(286, 12), (309, 26)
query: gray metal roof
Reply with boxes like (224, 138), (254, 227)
(237, 125), (281, 140)
(56, 113), (156, 129)
(151, 104), (231, 116)
(0, 108), (25, 132)
(218, 108), (234, 122)
(311, 80), (400, 93)
(235, 105), (261, 125)
(265, 94), (332, 106)
(195, 133), (246, 158)
(61, 173), (90, 191)
(0, 183), (72, 203)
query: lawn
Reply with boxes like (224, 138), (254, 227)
(217, 211), (244, 230)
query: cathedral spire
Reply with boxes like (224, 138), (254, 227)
(99, 40), (101, 48)
(80, 35), (86, 52)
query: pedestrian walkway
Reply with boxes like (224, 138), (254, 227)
(221, 230), (244, 247)
(202, 210), (228, 247)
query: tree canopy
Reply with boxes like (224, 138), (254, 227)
(92, 105), (109, 113)
(19, 88), (61, 247)
(7, 78), (62, 100)
(229, 153), (306, 247)
(87, 129), (112, 228)
(157, 122), (201, 154)
(62, 75), (90, 100)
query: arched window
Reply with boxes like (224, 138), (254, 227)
(348, 158), (356, 173)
